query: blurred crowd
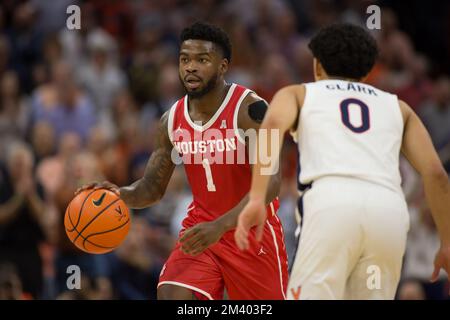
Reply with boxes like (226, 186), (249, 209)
(0, 0), (449, 300)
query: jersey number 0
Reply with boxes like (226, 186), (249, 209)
(340, 98), (370, 133)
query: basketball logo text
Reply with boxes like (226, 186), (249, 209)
(290, 286), (302, 300)
(115, 206), (126, 222)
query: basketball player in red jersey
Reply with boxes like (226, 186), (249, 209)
(76, 22), (288, 300)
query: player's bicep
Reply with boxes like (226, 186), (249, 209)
(141, 112), (176, 193)
(400, 100), (443, 175)
(237, 93), (269, 131)
(262, 85), (302, 133)
(238, 94), (281, 200)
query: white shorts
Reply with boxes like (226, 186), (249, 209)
(288, 176), (410, 300)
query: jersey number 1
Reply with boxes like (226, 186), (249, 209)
(202, 159), (216, 192)
(340, 98), (370, 133)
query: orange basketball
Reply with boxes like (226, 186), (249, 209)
(64, 188), (131, 254)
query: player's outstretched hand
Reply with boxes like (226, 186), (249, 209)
(431, 244), (450, 294)
(179, 221), (224, 256)
(234, 198), (266, 251)
(75, 181), (120, 197)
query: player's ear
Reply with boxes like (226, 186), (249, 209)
(314, 58), (326, 81)
(219, 58), (228, 75)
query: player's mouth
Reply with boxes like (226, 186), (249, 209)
(184, 75), (202, 90)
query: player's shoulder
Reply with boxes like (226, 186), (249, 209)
(237, 92), (267, 129)
(274, 84), (306, 108)
(283, 84), (306, 96)
(398, 99), (413, 125)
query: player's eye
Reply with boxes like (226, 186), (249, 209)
(180, 57), (189, 63)
(199, 58), (208, 63)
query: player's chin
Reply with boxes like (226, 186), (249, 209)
(185, 85), (203, 93)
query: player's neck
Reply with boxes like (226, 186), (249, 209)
(188, 81), (229, 116)
(322, 76), (362, 82)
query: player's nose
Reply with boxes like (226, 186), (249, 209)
(185, 60), (198, 73)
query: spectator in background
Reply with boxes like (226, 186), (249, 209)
(0, 0), (448, 300)
(59, 2), (100, 70)
(29, 33), (64, 90)
(0, 142), (46, 299)
(402, 200), (449, 299)
(0, 35), (11, 77)
(96, 90), (141, 186)
(397, 279), (426, 300)
(0, 262), (26, 300)
(0, 71), (30, 160)
(37, 132), (82, 244)
(156, 63), (183, 113)
(253, 53), (294, 101)
(292, 40), (314, 83)
(30, 121), (56, 163)
(30, 60), (97, 144)
(108, 216), (161, 300)
(369, 8), (416, 94)
(52, 151), (112, 299)
(128, 25), (165, 106)
(5, 2), (42, 94)
(394, 54), (433, 110)
(31, 0), (78, 35)
(419, 77), (450, 152)
(77, 30), (126, 119)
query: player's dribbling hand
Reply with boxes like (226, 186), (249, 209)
(234, 198), (266, 251)
(75, 181), (120, 196)
(179, 221), (224, 256)
(431, 244), (450, 294)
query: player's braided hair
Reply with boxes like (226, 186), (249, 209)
(180, 21), (232, 63)
(308, 23), (378, 80)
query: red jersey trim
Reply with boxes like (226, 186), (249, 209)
(232, 88), (252, 145)
(167, 100), (179, 146)
(183, 83), (237, 132)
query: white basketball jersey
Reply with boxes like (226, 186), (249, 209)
(294, 79), (404, 193)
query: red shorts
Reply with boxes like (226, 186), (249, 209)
(158, 212), (288, 300)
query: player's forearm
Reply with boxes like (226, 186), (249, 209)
(423, 166), (450, 244)
(250, 120), (284, 203)
(119, 178), (163, 209)
(266, 168), (281, 204)
(216, 194), (249, 233)
(217, 177), (279, 233)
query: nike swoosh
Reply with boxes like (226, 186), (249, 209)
(92, 192), (106, 206)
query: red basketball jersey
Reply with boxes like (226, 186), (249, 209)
(168, 83), (278, 229)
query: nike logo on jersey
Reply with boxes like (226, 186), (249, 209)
(92, 192), (106, 207)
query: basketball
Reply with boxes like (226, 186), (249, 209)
(64, 188), (131, 254)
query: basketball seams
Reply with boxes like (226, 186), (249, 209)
(65, 201), (77, 232)
(65, 190), (131, 254)
(73, 198), (121, 242)
(82, 218), (130, 248)
(74, 189), (98, 229)
(65, 206), (116, 250)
